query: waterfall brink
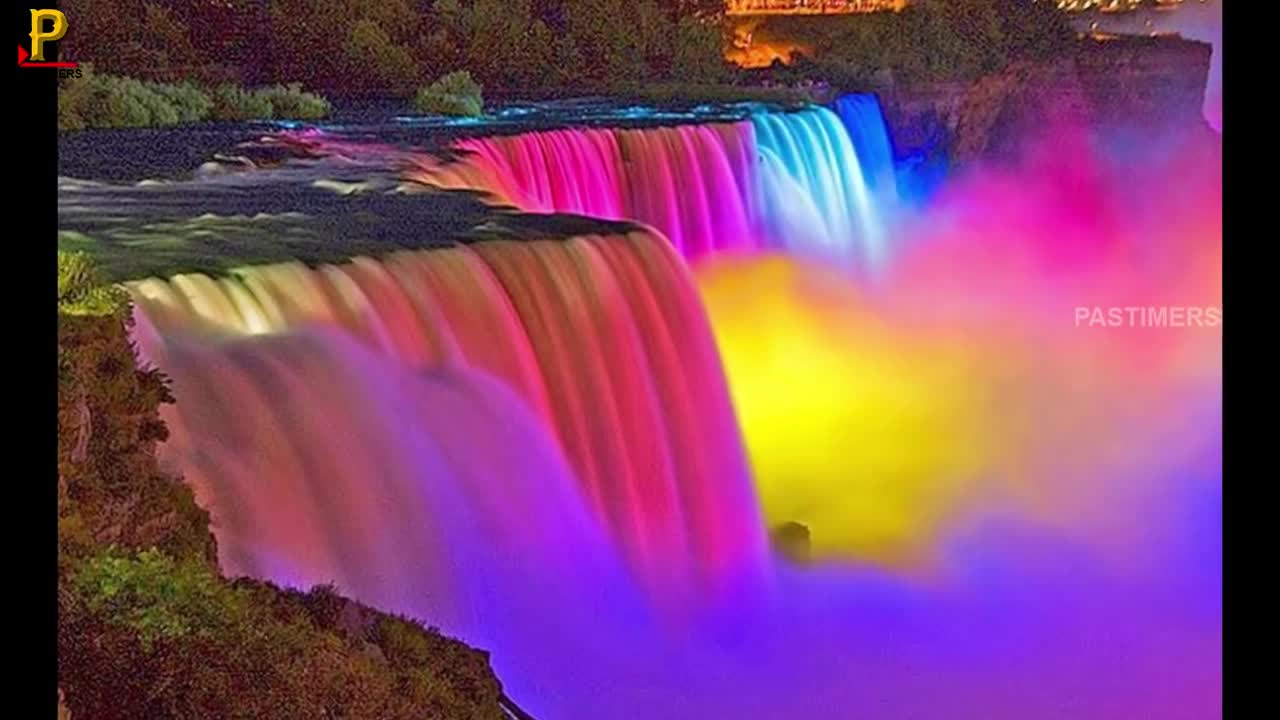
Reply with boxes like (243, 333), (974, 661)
(130, 230), (768, 607)
(419, 124), (758, 258)
(405, 105), (891, 264)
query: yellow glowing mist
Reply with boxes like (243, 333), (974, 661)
(695, 256), (1012, 565)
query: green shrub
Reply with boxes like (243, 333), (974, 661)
(414, 71), (484, 117)
(58, 72), (331, 128)
(146, 81), (213, 124)
(71, 549), (245, 648)
(58, 72), (92, 131)
(210, 83), (275, 121)
(58, 71), (301, 130)
(58, 250), (128, 317)
(60, 550), (507, 720)
(95, 75), (162, 127)
(127, 79), (181, 126)
(257, 83), (331, 120)
(58, 73), (208, 130)
(59, 78), (333, 129)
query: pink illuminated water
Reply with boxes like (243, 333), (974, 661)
(324, 106), (894, 264)
(131, 233), (767, 607)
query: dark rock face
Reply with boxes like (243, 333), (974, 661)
(879, 36), (1213, 169)
(1072, 34), (1213, 132)
(771, 522), (812, 565)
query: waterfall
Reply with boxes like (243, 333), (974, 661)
(130, 231), (768, 607)
(147, 327), (634, 641)
(753, 105), (888, 265)
(834, 94), (899, 211)
(419, 124), (758, 258)
(399, 105), (892, 264)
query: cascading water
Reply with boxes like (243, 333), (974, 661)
(834, 94), (899, 212)
(147, 327), (639, 643)
(417, 124), (758, 258)
(130, 232), (768, 607)
(752, 107), (887, 265)
(399, 105), (892, 264)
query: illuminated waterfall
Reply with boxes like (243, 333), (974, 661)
(149, 328), (635, 642)
(130, 231), (768, 604)
(417, 124), (758, 258)
(402, 105), (891, 264)
(834, 94), (899, 211)
(752, 106), (887, 265)
(86, 90), (1222, 718)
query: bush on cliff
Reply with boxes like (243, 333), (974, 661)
(57, 251), (214, 568)
(60, 551), (506, 720)
(58, 72), (183, 130)
(209, 83), (276, 121)
(256, 82), (332, 121)
(58, 69), (331, 130)
(57, 251), (508, 719)
(414, 71), (485, 117)
(210, 82), (332, 121)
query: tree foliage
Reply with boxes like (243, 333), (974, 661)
(762, 0), (1074, 85)
(60, 0), (737, 97)
(345, 18), (422, 95)
(59, 0), (1074, 97)
(58, 250), (128, 316)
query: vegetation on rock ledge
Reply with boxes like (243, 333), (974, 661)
(415, 71), (486, 117)
(57, 251), (509, 719)
(58, 69), (331, 131)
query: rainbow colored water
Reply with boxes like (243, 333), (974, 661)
(124, 97), (1222, 718)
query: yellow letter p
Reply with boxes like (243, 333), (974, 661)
(30, 9), (69, 63)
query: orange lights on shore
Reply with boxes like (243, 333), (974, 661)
(724, 0), (1201, 18)
(725, 40), (809, 68)
(726, 20), (811, 68)
(1056, 0), (1191, 12)
(725, 0), (906, 16)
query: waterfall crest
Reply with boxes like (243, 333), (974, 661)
(395, 104), (897, 263)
